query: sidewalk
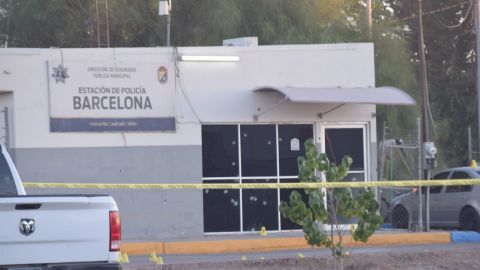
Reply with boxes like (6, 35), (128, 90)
(121, 230), (453, 255)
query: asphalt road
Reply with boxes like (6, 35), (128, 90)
(123, 242), (480, 268)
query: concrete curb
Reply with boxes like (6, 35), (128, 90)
(451, 231), (480, 243)
(121, 232), (452, 255)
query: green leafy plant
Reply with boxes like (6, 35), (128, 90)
(280, 139), (383, 270)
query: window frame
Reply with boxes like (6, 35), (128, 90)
(318, 124), (369, 227)
(0, 150), (17, 196)
(446, 170), (473, 193)
(319, 124), (369, 183)
(429, 171), (451, 194)
(202, 123), (315, 234)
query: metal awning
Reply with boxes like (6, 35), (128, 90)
(253, 86), (416, 105)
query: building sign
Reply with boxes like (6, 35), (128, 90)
(290, 138), (300, 151)
(48, 61), (175, 132)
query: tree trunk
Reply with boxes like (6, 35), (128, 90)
(334, 256), (344, 270)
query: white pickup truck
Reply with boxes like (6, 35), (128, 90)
(0, 145), (122, 269)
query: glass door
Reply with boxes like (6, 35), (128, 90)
(322, 125), (368, 224)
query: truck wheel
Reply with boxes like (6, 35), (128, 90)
(460, 207), (480, 232)
(392, 205), (409, 229)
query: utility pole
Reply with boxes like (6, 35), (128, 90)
(367, 0), (373, 40)
(418, 0), (429, 147)
(167, 11), (171, 46)
(475, 0), (480, 155)
(417, 0), (430, 231)
(469, 126), (473, 162)
(416, 118), (423, 231)
(159, 0), (172, 47)
(89, 0), (110, 48)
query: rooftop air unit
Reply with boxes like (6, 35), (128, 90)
(223, 37), (258, 46)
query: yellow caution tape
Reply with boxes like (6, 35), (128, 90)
(22, 179), (480, 190)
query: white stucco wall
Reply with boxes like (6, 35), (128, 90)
(0, 43), (386, 240)
(0, 43), (377, 149)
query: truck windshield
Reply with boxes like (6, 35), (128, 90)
(0, 152), (17, 196)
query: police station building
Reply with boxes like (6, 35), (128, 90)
(0, 42), (414, 241)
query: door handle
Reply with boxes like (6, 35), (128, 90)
(15, 204), (41, 210)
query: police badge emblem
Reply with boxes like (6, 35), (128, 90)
(51, 64), (69, 83)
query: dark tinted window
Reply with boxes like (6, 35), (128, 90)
(202, 125), (239, 177)
(433, 172), (450, 180)
(203, 180), (240, 232)
(0, 153), (16, 196)
(278, 125), (314, 176)
(430, 172), (450, 193)
(325, 128), (364, 170)
(241, 125), (277, 177)
(446, 171), (472, 193)
(242, 179), (278, 231)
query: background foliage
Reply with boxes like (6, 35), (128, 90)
(384, 0), (475, 169)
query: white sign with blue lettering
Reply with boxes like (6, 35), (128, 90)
(48, 61), (175, 132)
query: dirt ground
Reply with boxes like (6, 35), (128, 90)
(127, 247), (480, 270)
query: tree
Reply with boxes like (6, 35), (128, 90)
(373, 1), (421, 181)
(384, 0), (476, 168)
(280, 139), (383, 270)
(0, 0), (91, 47)
(0, 0), (168, 48)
